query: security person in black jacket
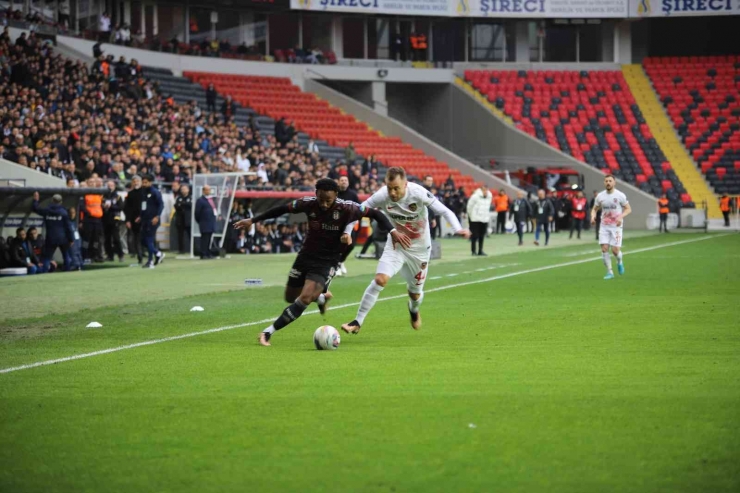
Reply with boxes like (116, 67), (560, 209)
(32, 192), (74, 272)
(509, 190), (533, 246)
(534, 189), (555, 247)
(124, 175), (144, 263)
(140, 174), (165, 268)
(103, 180), (124, 261)
(337, 175), (360, 274)
(173, 184), (192, 254)
(194, 184), (218, 259)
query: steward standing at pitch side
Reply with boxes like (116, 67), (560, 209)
(140, 174), (164, 268)
(32, 192), (74, 272)
(509, 190), (532, 246)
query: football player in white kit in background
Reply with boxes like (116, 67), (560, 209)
(591, 174), (632, 280)
(341, 167), (471, 334)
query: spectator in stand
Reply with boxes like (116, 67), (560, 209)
(32, 191), (74, 272)
(345, 141), (357, 163)
(494, 189), (509, 234)
(98, 11), (111, 42)
(467, 184), (492, 256)
(570, 190), (587, 240)
(173, 184), (193, 254)
(194, 184), (218, 259)
(9, 227), (42, 274)
(124, 175), (144, 263)
(140, 174), (165, 268)
(221, 95), (236, 121)
(58, 0), (71, 29)
(510, 191), (532, 246)
(103, 179), (124, 261)
(205, 83), (217, 113)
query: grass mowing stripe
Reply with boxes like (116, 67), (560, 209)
(0, 234), (727, 375)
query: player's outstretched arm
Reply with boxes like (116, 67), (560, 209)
(234, 204), (290, 230)
(618, 202), (632, 226)
(364, 207), (411, 249)
(590, 203), (601, 225)
(429, 200), (471, 238)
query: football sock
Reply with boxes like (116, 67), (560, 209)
(264, 325), (276, 335)
(408, 293), (424, 314)
(602, 252), (613, 273)
(356, 280), (384, 325)
(615, 251), (623, 265)
(272, 298), (308, 331)
(317, 293), (326, 305)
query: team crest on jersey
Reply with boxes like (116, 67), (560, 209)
(332, 210), (339, 220)
(329, 267), (336, 277)
(613, 198), (618, 203)
(421, 262), (427, 269)
(409, 203), (418, 212)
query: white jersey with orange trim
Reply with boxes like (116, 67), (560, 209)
(363, 182), (463, 257)
(595, 189), (629, 230)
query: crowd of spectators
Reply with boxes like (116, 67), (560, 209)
(0, 28), (473, 273)
(0, 28), (382, 197)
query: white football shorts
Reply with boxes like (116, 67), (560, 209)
(599, 227), (623, 248)
(376, 242), (430, 294)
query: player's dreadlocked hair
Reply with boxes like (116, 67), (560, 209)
(315, 178), (340, 193)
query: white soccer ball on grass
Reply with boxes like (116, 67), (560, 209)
(313, 325), (340, 351)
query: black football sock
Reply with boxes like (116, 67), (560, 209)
(271, 298), (308, 331)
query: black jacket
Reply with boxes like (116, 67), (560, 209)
(9, 237), (38, 267)
(535, 198), (556, 222)
(32, 200), (74, 245)
(338, 189), (360, 204)
(174, 194), (193, 228)
(124, 187), (144, 230)
(103, 190), (124, 222)
(509, 198), (533, 223)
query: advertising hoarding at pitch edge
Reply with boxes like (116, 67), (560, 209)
(290, 0), (629, 17)
(629, 0), (739, 17)
(290, 0), (739, 16)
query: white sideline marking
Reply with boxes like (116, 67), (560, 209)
(0, 235), (728, 375)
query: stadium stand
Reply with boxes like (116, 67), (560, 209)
(185, 72), (482, 196)
(643, 56), (740, 196)
(463, 69), (693, 209)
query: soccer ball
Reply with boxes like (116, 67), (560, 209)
(313, 325), (340, 351)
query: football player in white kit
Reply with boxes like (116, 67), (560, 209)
(591, 174), (632, 280)
(341, 167), (471, 334)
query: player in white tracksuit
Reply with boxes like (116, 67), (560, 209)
(341, 167), (471, 334)
(591, 174), (632, 280)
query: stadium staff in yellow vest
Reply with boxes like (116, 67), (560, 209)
(719, 194), (731, 227)
(657, 194), (670, 233)
(80, 181), (105, 262)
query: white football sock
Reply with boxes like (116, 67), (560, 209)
(317, 293), (326, 305)
(356, 280), (384, 325)
(615, 251), (623, 265)
(408, 293), (424, 314)
(264, 325), (276, 335)
(602, 252), (613, 274)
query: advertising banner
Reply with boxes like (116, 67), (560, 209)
(629, 0), (740, 17)
(291, 0), (629, 17)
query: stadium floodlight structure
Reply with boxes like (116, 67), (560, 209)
(189, 172), (255, 258)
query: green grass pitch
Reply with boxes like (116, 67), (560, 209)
(1, 232), (738, 493)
